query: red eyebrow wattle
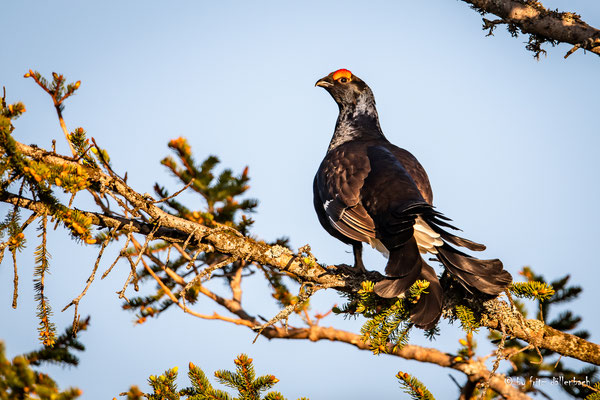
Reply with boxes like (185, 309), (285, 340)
(332, 69), (352, 80)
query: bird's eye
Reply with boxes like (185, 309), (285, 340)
(339, 77), (348, 83)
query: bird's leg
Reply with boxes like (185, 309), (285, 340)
(353, 243), (367, 272)
(317, 242), (368, 278)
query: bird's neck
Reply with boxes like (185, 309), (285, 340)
(328, 93), (385, 151)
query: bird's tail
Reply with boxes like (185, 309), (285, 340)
(409, 261), (442, 329)
(425, 212), (512, 295)
(436, 244), (511, 296)
(373, 237), (422, 297)
(374, 257), (442, 330)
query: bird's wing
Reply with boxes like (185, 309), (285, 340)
(359, 145), (432, 250)
(359, 145), (435, 289)
(315, 145), (377, 243)
(386, 144), (433, 205)
(363, 145), (485, 255)
(316, 144), (437, 251)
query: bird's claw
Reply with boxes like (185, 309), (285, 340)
(318, 263), (367, 278)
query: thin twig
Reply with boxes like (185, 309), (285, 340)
(26, 71), (76, 156)
(67, 192), (76, 209)
(182, 256), (236, 298)
(449, 374), (464, 391)
(478, 323), (507, 399)
(5, 212), (38, 307)
(564, 43), (582, 59)
(181, 226), (200, 252)
(153, 180), (194, 204)
(11, 248), (18, 308)
(532, 345), (544, 365)
(138, 255), (253, 327)
(20, 212), (39, 231)
(164, 245), (172, 267)
(164, 266), (186, 286)
(91, 137), (121, 179)
(106, 190), (139, 218)
(505, 343), (534, 359)
(185, 247), (204, 270)
(62, 227), (116, 334)
(118, 256), (136, 301)
(129, 221), (161, 272)
(172, 242), (194, 261)
(101, 222), (134, 279)
(252, 284), (317, 343)
(554, 355), (562, 369)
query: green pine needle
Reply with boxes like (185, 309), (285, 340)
(33, 215), (57, 348)
(396, 371), (435, 400)
(147, 367), (179, 400)
(454, 305), (480, 334)
(510, 281), (555, 302)
(0, 340), (82, 399)
(135, 355), (305, 400)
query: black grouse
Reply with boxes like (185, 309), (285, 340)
(313, 69), (512, 329)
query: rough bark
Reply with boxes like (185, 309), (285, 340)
(461, 0), (600, 57)
(259, 325), (531, 399)
(480, 299), (600, 365)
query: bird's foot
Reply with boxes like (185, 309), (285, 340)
(318, 263), (367, 278)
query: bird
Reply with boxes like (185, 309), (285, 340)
(313, 68), (512, 329)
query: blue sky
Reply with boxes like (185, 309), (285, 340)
(1, 1), (599, 398)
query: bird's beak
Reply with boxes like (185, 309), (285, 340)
(315, 78), (333, 88)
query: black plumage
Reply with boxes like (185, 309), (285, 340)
(313, 69), (512, 329)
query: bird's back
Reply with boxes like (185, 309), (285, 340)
(318, 138), (433, 206)
(384, 144), (433, 205)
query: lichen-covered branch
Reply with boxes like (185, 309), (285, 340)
(2, 141), (346, 286)
(461, 0), (600, 58)
(1, 138), (598, 373)
(253, 326), (531, 399)
(480, 298), (600, 366)
(128, 250), (531, 398)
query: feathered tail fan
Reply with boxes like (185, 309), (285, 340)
(374, 255), (442, 330)
(373, 237), (422, 298)
(409, 261), (443, 329)
(436, 244), (511, 296)
(426, 211), (512, 295)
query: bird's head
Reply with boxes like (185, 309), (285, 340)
(315, 69), (374, 110)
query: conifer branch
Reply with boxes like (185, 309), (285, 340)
(510, 281), (555, 302)
(397, 371), (435, 400)
(255, 327), (531, 399)
(135, 245), (253, 328)
(461, 0), (600, 58)
(33, 214), (56, 347)
(129, 354), (306, 400)
(24, 70), (81, 156)
(1, 137), (599, 368)
(103, 245), (530, 397)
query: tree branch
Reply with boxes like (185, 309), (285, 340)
(256, 325), (531, 399)
(462, 0), (600, 58)
(130, 242), (531, 398)
(2, 139), (599, 370)
(480, 298), (600, 366)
